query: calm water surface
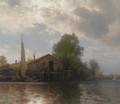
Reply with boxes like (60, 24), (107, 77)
(0, 80), (120, 104)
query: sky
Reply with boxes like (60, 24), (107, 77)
(0, 0), (120, 74)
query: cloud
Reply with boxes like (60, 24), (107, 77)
(38, 0), (120, 46)
(0, 0), (119, 47)
(3, 0), (21, 7)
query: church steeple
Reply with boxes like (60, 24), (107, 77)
(21, 34), (26, 77)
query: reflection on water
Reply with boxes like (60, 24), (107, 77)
(0, 82), (81, 104)
(0, 81), (120, 104)
(80, 80), (120, 104)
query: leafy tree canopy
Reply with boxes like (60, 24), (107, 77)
(53, 33), (83, 71)
(10, 63), (20, 72)
(89, 59), (103, 79)
(27, 56), (33, 63)
(0, 55), (7, 66)
(89, 59), (100, 71)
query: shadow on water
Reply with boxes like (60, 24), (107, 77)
(29, 82), (82, 104)
(57, 82), (81, 104)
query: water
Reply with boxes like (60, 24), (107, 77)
(0, 80), (120, 104)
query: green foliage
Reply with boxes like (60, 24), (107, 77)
(27, 57), (33, 63)
(53, 33), (83, 71)
(0, 55), (7, 66)
(89, 59), (103, 79)
(77, 63), (95, 80)
(89, 59), (100, 71)
(10, 63), (20, 72)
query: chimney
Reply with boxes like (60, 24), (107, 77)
(15, 60), (17, 64)
(33, 54), (35, 60)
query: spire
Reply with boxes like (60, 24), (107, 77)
(21, 33), (23, 43)
(33, 54), (35, 60)
(21, 34), (26, 78)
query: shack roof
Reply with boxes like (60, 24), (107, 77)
(28, 54), (58, 65)
(0, 64), (10, 70)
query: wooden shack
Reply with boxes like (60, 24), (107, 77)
(27, 54), (65, 80)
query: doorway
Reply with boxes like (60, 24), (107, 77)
(49, 61), (54, 71)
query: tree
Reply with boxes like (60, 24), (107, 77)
(53, 33), (83, 72)
(89, 59), (103, 79)
(77, 62), (95, 80)
(10, 63), (20, 72)
(10, 62), (20, 76)
(27, 56), (33, 63)
(0, 55), (7, 66)
(89, 59), (100, 71)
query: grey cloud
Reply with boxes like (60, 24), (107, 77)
(40, 0), (120, 46)
(74, 0), (117, 38)
(2, 0), (21, 7)
(73, 6), (112, 38)
(0, 0), (119, 46)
